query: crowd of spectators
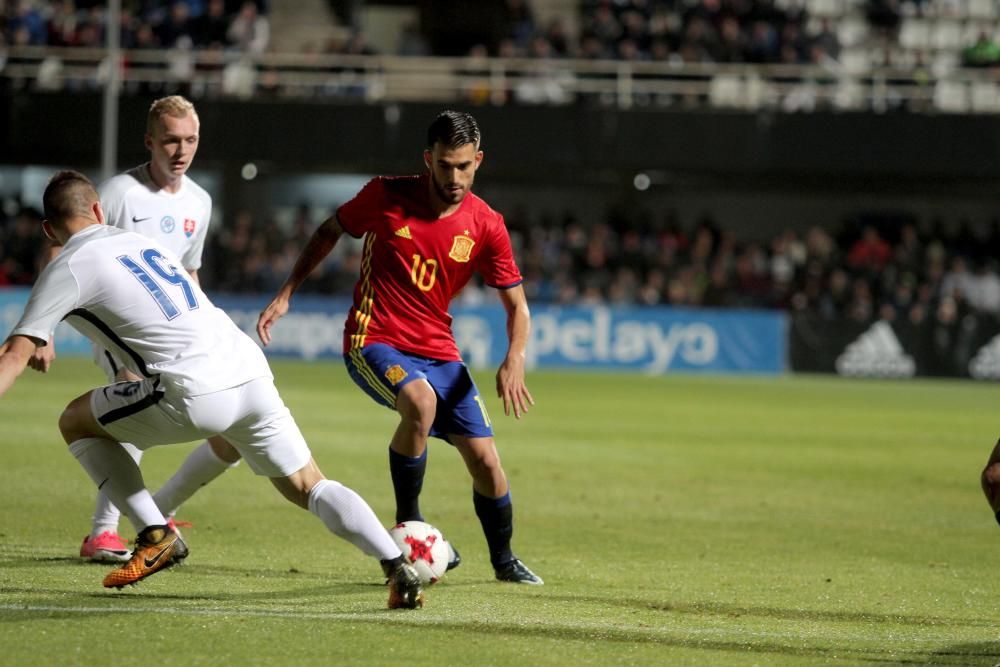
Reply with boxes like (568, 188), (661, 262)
(1, 0), (994, 109)
(6, 193), (998, 333)
(1, 0), (269, 52)
(0, 0), (977, 69)
(2, 0), (841, 66)
(571, 0), (842, 67)
(0, 201), (43, 287)
(495, 206), (1000, 330)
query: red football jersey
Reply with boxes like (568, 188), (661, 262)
(337, 175), (522, 361)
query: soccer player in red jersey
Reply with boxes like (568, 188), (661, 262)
(257, 110), (542, 584)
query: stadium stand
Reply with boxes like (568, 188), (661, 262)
(2, 0), (1000, 328)
(1, 0), (998, 110)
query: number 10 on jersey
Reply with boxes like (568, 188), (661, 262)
(410, 254), (438, 292)
(118, 249), (199, 320)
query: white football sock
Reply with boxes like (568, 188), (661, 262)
(307, 479), (401, 561)
(90, 441), (143, 537)
(153, 440), (239, 517)
(70, 438), (165, 535)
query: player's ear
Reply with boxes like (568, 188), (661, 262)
(474, 150), (484, 169)
(144, 133), (153, 151)
(41, 221), (57, 242)
(423, 149), (432, 170)
(93, 201), (105, 225)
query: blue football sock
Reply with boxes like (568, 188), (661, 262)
(474, 489), (513, 568)
(389, 447), (426, 524)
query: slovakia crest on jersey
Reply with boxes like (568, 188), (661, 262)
(448, 234), (475, 263)
(184, 218), (196, 238)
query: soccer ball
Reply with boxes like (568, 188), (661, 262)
(389, 520), (450, 585)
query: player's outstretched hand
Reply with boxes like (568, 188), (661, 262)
(496, 355), (534, 419)
(257, 295), (289, 346)
(28, 337), (55, 373)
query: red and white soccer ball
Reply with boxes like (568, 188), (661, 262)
(389, 520), (450, 585)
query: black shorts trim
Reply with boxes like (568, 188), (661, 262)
(97, 381), (165, 426)
(103, 350), (120, 376)
(64, 308), (153, 378)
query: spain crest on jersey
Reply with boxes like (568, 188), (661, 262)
(184, 218), (196, 238)
(384, 364), (408, 386)
(448, 234), (475, 263)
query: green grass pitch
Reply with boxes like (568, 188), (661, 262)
(2, 357), (999, 665)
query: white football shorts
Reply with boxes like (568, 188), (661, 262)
(93, 343), (128, 382)
(90, 376), (312, 477)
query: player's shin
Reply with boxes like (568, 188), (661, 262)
(389, 447), (427, 523)
(307, 479), (400, 560)
(473, 489), (514, 568)
(90, 442), (142, 534)
(69, 437), (167, 532)
(153, 440), (239, 517)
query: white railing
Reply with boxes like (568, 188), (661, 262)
(2, 45), (1000, 113)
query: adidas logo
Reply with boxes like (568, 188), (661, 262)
(970, 334), (1000, 379)
(395, 226), (412, 239)
(835, 321), (915, 378)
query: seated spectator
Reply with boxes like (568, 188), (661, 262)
(505, 0), (536, 49)
(1, 206), (45, 285)
(847, 226), (892, 272)
(962, 32), (1000, 68)
(8, 0), (48, 46)
(818, 268), (851, 319)
(940, 255), (975, 303)
(156, 1), (195, 48)
(227, 0), (269, 54)
(970, 259), (1000, 315)
(811, 18), (841, 61)
(866, 0), (901, 36)
(194, 0), (230, 48)
(47, 0), (80, 47)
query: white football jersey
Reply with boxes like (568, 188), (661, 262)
(13, 224), (270, 396)
(98, 164), (211, 271)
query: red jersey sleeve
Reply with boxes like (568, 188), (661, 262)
(336, 178), (385, 238)
(476, 213), (523, 289)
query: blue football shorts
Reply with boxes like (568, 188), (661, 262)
(344, 343), (494, 441)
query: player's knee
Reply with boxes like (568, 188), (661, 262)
(58, 397), (92, 444)
(270, 476), (310, 509)
(208, 436), (241, 464)
(467, 448), (502, 479)
(57, 408), (74, 443)
(398, 383), (437, 426)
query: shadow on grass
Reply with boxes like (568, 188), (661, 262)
(5, 601), (989, 665)
(0, 547), (384, 583)
(537, 592), (997, 630)
(0, 578), (372, 606)
(0, 544), (387, 610)
(915, 642), (1000, 666)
